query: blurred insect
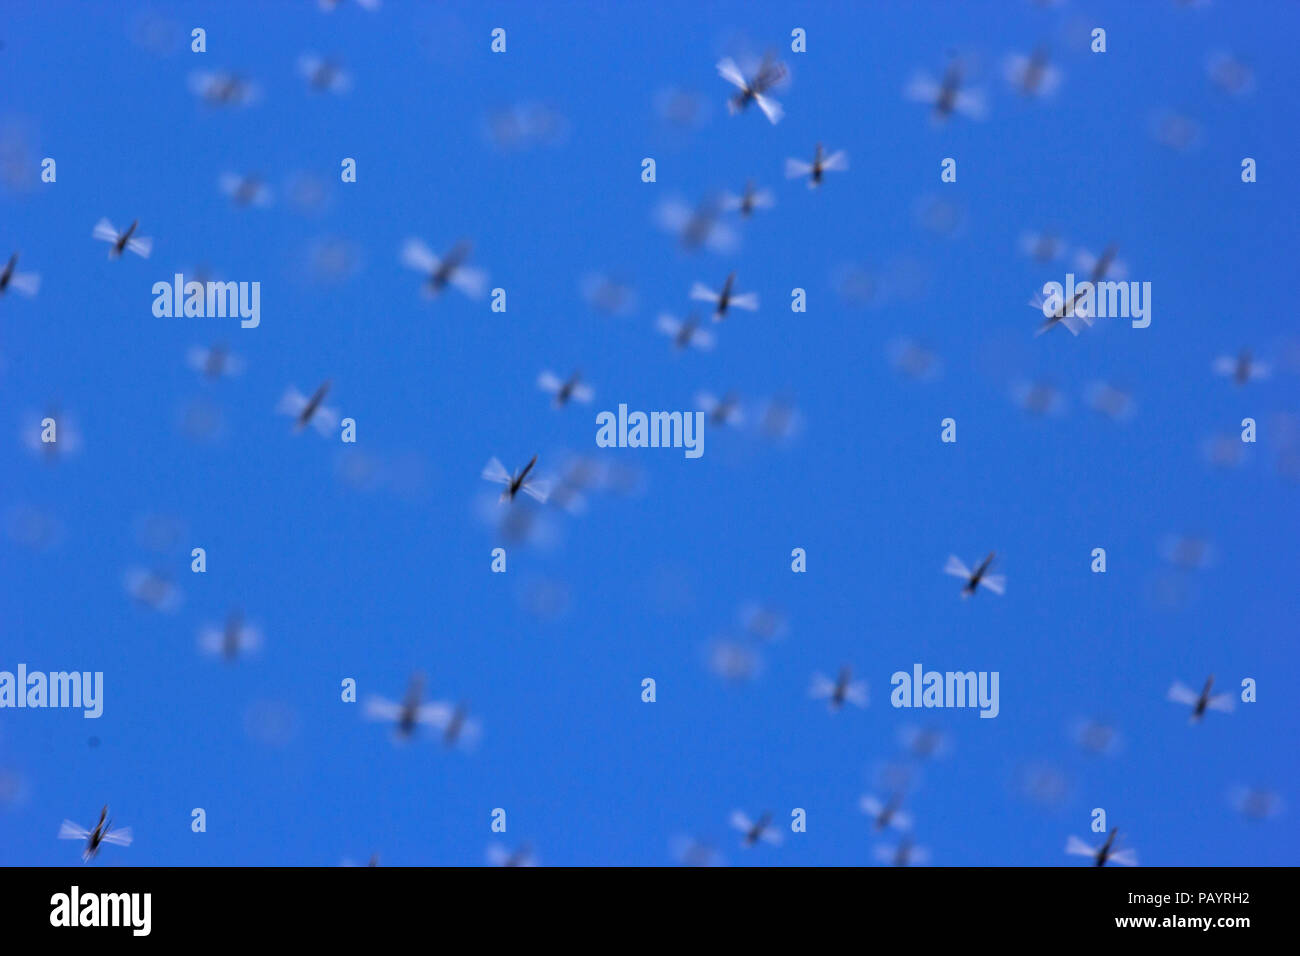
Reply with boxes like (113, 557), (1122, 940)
(92, 218), (152, 259)
(1018, 230), (1066, 263)
(655, 196), (737, 254)
(722, 180), (775, 218)
(888, 338), (943, 382)
(319, 0), (380, 10)
(198, 609), (262, 662)
(277, 380), (339, 436)
(363, 672), (443, 740)
(716, 53), (786, 124)
(875, 835), (930, 867)
(944, 552), (1005, 597)
(482, 454), (551, 504)
(696, 391), (744, 428)
(487, 842), (536, 867)
(0, 253), (39, 297)
(1160, 534), (1213, 570)
(905, 60), (986, 122)
(1168, 675), (1234, 722)
(186, 343), (245, 381)
(1004, 47), (1062, 97)
(810, 666), (869, 711)
(297, 53), (351, 94)
(427, 700), (482, 751)
(1075, 243), (1127, 283)
(58, 806), (132, 862)
(1065, 828), (1137, 867)
(124, 567), (182, 613)
(655, 87), (710, 130)
(1030, 287), (1093, 337)
(690, 272), (758, 321)
(1012, 380), (1068, 416)
(708, 640), (762, 682)
(739, 603), (788, 642)
(1084, 381), (1135, 421)
(899, 725), (951, 760)
(758, 396), (803, 442)
(1229, 786), (1282, 821)
(656, 312), (715, 352)
(400, 238), (487, 300)
(219, 171), (272, 207)
(580, 273), (637, 316)
(1213, 349), (1270, 385)
(860, 792), (912, 832)
(785, 142), (848, 188)
(1207, 52), (1255, 96)
(537, 370), (594, 408)
(187, 70), (259, 107)
(671, 836), (724, 867)
(1151, 110), (1201, 151)
(1071, 718), (1122, 756)
(730, 810), (781, 848)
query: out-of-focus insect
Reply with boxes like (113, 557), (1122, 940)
(1004, 46), (1062, 98)
(1168, 675), (1234, 722)
(785, 143), (848, 188)
(427, 700), (482, 751)
(708, 640), (761, 682)
(0, 253), (39, 297)
(1065, 828), (1137, 867)
(695, 391), (744, 428)
(716, 53), (787, 124)
(900, 725), (951, 760)
(860, 792), (912, 832)
(59, 806), (133, 862)
(188, 71), (259, 107)
(277, 380), (339, 436)
(1018, 230), (1065, 263)
(482, 454), (551, 504)
(92, 218), (152, 259)
(1213, 349), (1270, 385)
(1229, 786), (1282, 821)
(187, 344), (245, 381)
(580, 273), (637, 316)
(810, 666), (869, 711)
(1071, 718), (1122, 756)
(297, 53), (351, 94)
(875, 836), (930, 866)
(671, 836), (724, 867)
(905, 61), (987, 122)
(364, 672), (443, 740)
(690, 272), (758, 321)
(487, 843), (536, 867)
(319, 0), (380, 11)
(655, 196), (738, 254)
(1151, 110), (1201, 151)
(400, 238), (488, 300)
(1084, 381), (1135, 421)
(124, 567), (183, 613)
(722, 180), (775, 218)
(944, 552), (1005, 597)
(219, 172), (272, 208)
(1030, 287), (1093, 337)
(537, 370), (594, 408)
(656, 312), (715, 352)
(198, 609), (262, 662)
(1075, 243), (1127, 283)
(739, 603), (788, 643)
(1207, 52), (1255, 96)
(888, 338), (943, 382)
(730, 810), (781, 848)
(1012, 380), (1068, 416)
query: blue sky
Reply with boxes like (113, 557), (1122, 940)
(1, 0), (1297, 866)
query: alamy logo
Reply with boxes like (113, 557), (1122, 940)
(1038, 273), (1151, 329)
(0, 664), (103, 718)
(50, 886), (151, 936)
(596, 404), (705, 459)
(890, 663), (999, 718)
(152, 273), (260, 328)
